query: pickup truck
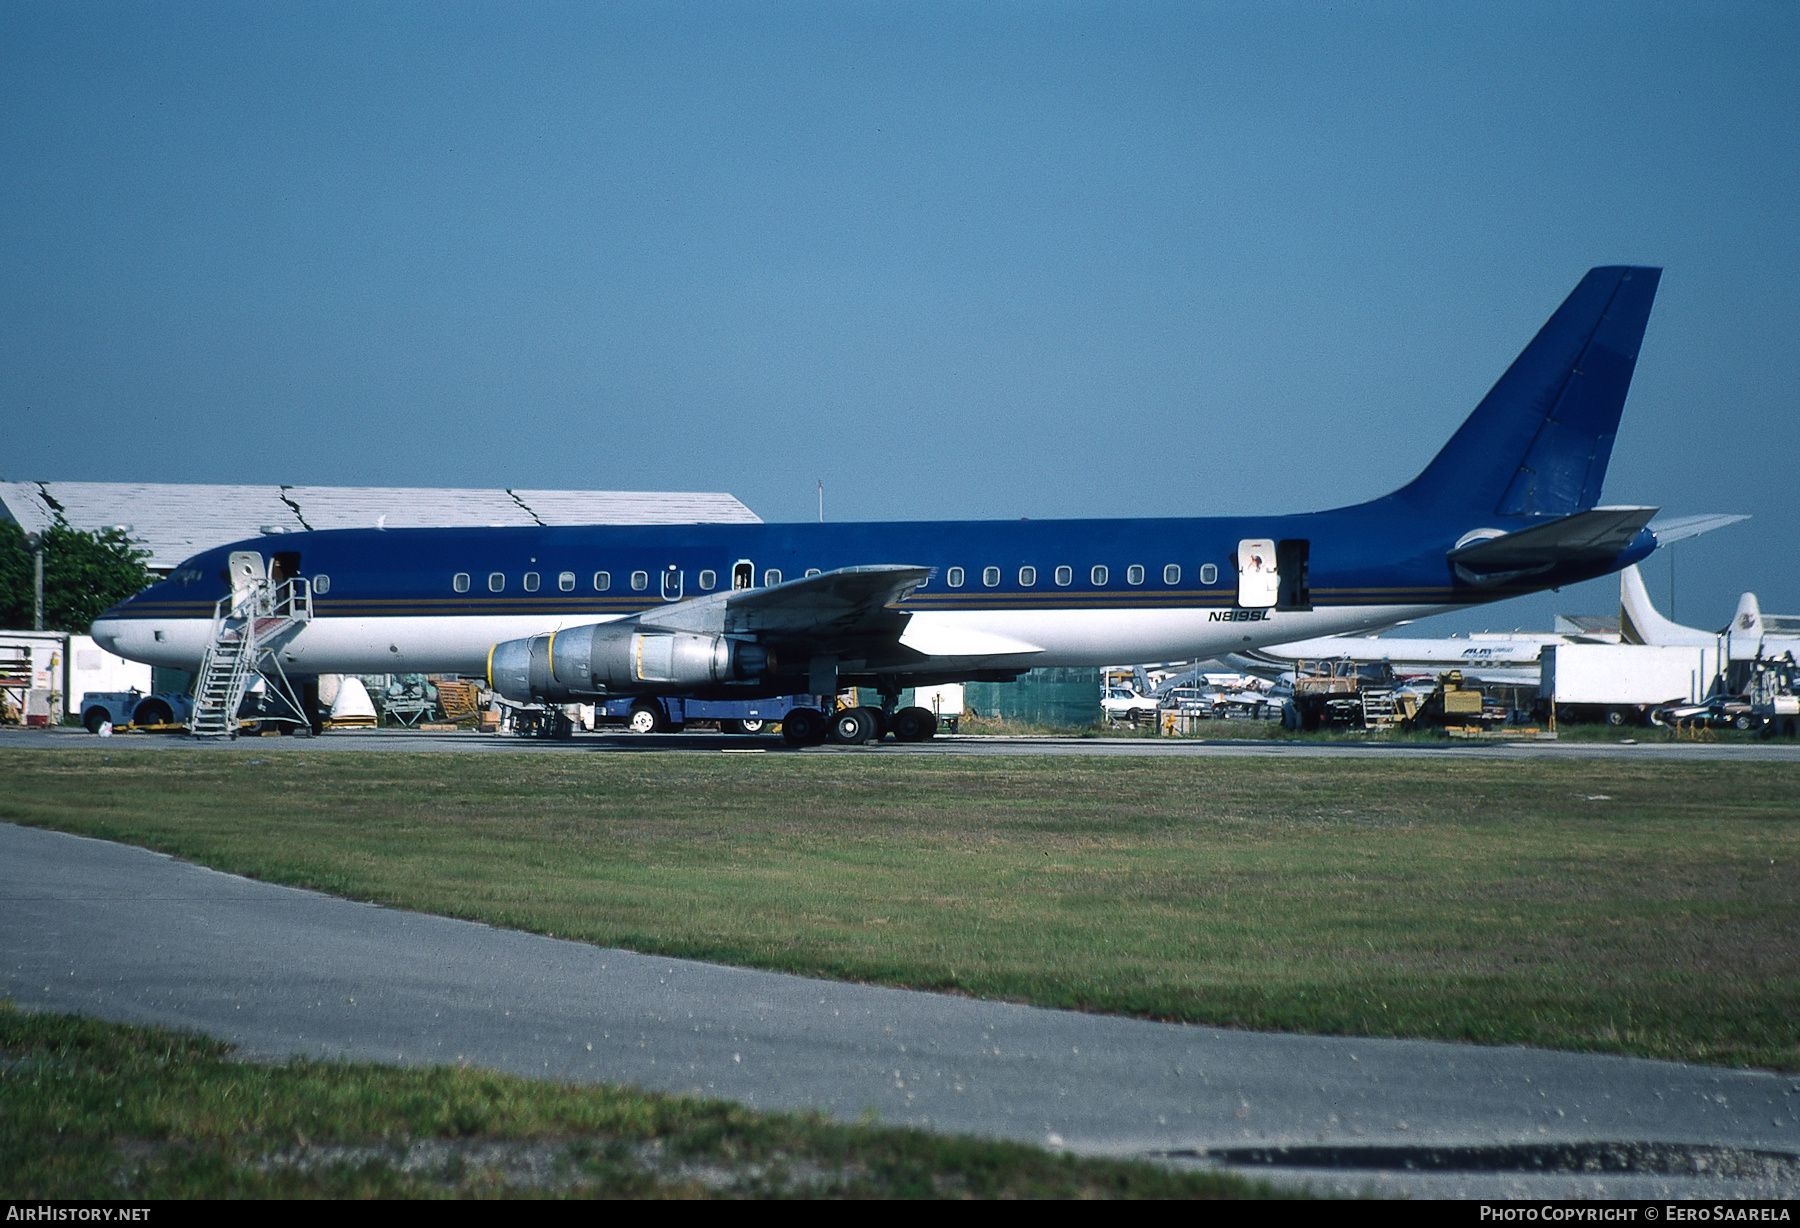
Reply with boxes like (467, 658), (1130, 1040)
(1102, 687), (1160, 725)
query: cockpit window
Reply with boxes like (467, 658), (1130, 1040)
(172, 568), (204, 586)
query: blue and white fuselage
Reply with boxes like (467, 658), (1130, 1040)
(92, 267), (1669, 705)
(90, 509), (1656, 679)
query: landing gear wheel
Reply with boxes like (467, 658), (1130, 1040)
(828, 707), (876, 745)
(859, 706), (888, 740)
(1734, 713), (1753, 731)
(890, 706), (938, 742)
(627, 702), (665, 734)
(781, 707), (827, 746)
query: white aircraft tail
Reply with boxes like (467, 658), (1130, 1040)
(1618, 564), (1713, 647)
(1732, 591), (1765, 639)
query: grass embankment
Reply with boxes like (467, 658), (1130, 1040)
(0, 1005), (1264, 1198)
(2, 749), (1797, 1069)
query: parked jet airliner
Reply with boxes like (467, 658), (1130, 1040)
(95, 267), (1682, 744)
(1620, 563), (1799, 662)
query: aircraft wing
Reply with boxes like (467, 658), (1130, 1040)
(639, 565), (930, 642)
(1449, 506), (1657, 585)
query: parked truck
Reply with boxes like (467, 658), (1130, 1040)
(1538, 643), (1723, 727)
(1285, 659), (1396, 730)
(1747, 654), (1800, 738)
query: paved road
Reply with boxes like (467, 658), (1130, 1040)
(4, 822), (1797, 1199)
(8, 725), (1800, 761)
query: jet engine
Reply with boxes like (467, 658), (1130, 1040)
(489, 622), (770, 704)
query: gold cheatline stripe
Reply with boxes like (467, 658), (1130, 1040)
(317, 597), (644, 607)
(302, 594), (1447, 615)
(318, 600), (644, 610)
(132, 591), (1484, 616)
(1316, 586), (1455, 595)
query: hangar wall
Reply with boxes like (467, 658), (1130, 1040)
(0, 481), (762, 574)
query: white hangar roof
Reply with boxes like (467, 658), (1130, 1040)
(0, 482), (761, 573)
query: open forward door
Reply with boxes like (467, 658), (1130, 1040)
(1237, 539), (1278, 608)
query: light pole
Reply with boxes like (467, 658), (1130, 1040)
(23, 532), (43, 631)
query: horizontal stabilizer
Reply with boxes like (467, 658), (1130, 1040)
(1448, 505), (1657, 585)
(1648, 512), (1751, 545)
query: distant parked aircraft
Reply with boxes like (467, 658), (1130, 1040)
(1619, 562), (1796, 663)
(1227, 631), (1567, 686)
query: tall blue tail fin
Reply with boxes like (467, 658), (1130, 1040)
(1394, 266), (1661, 518)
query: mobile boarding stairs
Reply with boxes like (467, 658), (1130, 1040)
(187, 564), (313, 739)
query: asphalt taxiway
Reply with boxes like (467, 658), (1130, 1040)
(7, 724), (1800, 761)
(4, 821), (1797, 1199)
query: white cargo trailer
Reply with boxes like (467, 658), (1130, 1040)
(1540, 643), (1723, 727)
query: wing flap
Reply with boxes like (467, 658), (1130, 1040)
(897, 620), (1043, 659)
(638, 564), (930, 640)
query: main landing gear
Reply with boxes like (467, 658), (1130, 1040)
(781, 705), (938, 747)
(829, 706), (877, 745)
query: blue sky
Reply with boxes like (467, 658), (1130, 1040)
(2, 2), (1794, 635)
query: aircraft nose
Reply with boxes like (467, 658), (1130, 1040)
(89, 621), (122, 654)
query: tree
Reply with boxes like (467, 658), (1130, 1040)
(0, 519), (156, 633)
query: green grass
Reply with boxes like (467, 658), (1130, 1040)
(0, 1004), (1269, 1198)
(3, 748), (1798, 1070)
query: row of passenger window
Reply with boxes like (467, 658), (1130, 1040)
(941, 562), (1219, 588)
(454, 570), (651, 593)
(452, 569), (765, 594)
(451, 561), (1222, 595)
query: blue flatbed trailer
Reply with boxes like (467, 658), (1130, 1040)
(595, 693), (818, 733)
